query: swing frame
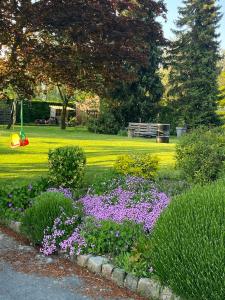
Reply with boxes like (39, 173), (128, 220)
(11, 100), (29, 148)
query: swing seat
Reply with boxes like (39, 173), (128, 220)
(20, 137), (29, 146)
(11, 133), (21, 148)
(11, 133), (29, 148)
(10, 100), (29, 148)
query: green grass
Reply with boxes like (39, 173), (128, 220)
(0, 126), (176, 189)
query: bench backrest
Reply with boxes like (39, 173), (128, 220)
(128, 123), (158, 136)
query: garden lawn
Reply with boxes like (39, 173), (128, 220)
(0, 126), (176, 189)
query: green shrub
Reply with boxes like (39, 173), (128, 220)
(117, 129), (128, 136)
(0, 177), (49, 221)
(81, 218), (154, 278)
(151, 180), (225, 300)
(81, 218), (143, 256)
(87, 112), (120, 135)
(115, 232), (153, 278)
(156, 170), (191, 197)
(48, 146), (86, 188)
(114, 153), (159, 180)
(176, 127), (225, 184)
(21, 192), (75, 244)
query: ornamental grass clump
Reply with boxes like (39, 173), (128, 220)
(21, 192), (76, 244)
(151, 180), (225, 300)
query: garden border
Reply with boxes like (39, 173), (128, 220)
(5, 220), (182, 300)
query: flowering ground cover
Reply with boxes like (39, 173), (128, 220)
(40, 176), (170, 278)
(80, 176), (170, 231)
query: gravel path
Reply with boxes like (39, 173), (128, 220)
(0, 226), (145, 300)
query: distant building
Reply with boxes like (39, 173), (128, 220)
(49, 105), (76, 124)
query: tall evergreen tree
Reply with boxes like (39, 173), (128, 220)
(107, 46), (164, 126)
(105, 0), (166, 127)
(168, 0), (222, 127)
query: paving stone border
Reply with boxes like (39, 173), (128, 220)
(4, 220), (182, 300)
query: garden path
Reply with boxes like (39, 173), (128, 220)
(0, 226), (145, 300)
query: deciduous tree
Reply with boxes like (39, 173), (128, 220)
(1, 0), (166, 129)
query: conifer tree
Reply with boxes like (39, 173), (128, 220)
(168, 0), (222, 127)
(105, 3), (166, 127)
(107, 46), (164, 126)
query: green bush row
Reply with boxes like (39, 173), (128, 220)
(176, 127), (225, 184)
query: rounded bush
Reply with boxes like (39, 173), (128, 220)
(176, 127), (225, 184)
(21, 192), (75, 244)
(87, 112), (120, 135)
(48, 146), (86, 188)
(151, 180), (225, 300)
(114, 153), (159, 180)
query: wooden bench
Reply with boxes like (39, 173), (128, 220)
(128, 123), (158, 138)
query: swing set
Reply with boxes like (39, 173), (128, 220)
(11, 100), (29, 148)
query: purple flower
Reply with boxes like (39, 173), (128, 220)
(28, 184), (33, 191)
(40, 176), (170, 257)
(40, 213), (86, 256)
(7, 202), (13, 208)
(79, 176), (170, 232)
(115, 231), (120, 237)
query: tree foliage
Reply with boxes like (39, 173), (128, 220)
(106, 45), (164, 126)
(168, 0), (222, 127)
(0, 0), (166, 128)
(218, 50), (225, 108)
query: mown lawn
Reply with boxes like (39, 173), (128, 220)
(0, 126), (176, 189)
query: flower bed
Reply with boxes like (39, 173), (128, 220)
(1, 174), (186, 299)
(38, 176), (170, 279)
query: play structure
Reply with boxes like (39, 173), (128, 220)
(11, 100), (29, 148)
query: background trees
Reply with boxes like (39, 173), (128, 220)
(0, 1), (40, 128)
(218, 50), (225, 108)
(105, 44), (164, 127)
(0, 0), (166, 129)
(0, 1), (224, 131)
(167, 0), (222, 128)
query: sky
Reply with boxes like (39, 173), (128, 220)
(162, 0), (225, 49)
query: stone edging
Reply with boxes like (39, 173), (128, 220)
(5, 220), (181, 300)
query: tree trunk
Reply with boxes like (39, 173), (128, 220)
(57, 84), (69, 130)
(6, 100), (17, 129)
(61, 104), (67, 130)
